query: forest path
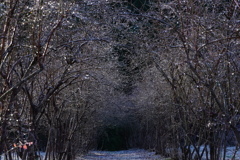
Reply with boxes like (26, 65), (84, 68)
(77, 149), (164, 160)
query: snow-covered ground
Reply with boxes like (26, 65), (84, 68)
(77, 149), (163, 160)
(1, 147), (240, 160)
(224, 147), (240, 159)
(0, 152), (45, 160)
(78, 147), (240, 160)
(201, 146), (240, 160)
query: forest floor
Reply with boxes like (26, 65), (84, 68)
(78, 147), (240, 160)
(77, 149), (165, 160)
(1, 147), (240, 160)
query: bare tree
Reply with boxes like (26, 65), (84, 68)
(0, 0), (113, 159)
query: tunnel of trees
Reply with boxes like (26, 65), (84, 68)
(97, 125), (130, 151)
(0, 0), (240, 160)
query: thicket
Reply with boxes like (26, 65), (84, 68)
(0, 0), (239, 160)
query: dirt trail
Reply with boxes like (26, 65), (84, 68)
(77, 149), (164, 160)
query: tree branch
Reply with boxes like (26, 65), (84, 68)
(0, 68), (43, 101)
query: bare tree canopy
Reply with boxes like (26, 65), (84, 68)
(0, 0), (239, 160)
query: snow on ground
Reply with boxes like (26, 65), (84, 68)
(77, 149), (164, 160)
(1, 147), (240, 160)
(192, 146), (240, 160)
(78, 147), (240, 160)
(0, 152), (45, 160)
(210, 146), (240, 160)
